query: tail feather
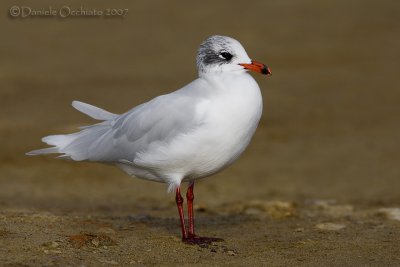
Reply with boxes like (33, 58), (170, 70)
(43, 133), (79, 147)
(26, 134), (79, 157)
(26, 101), (117, 160)
(61, 125), (110, 160)
(72, 100), (118, 121)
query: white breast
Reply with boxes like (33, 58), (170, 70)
(186, 73), (263, 178)
(133, 72), (263, 183)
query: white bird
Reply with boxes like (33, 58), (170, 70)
(27, 35), (271, 244)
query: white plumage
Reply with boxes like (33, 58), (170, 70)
(27, 35), (269, 193)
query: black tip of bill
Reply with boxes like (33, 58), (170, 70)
(262, 66), (272, 76)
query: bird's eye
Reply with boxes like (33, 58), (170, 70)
(219, 51), (233, 61)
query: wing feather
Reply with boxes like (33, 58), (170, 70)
(87, 80), (208, 163)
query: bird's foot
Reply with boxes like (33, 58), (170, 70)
(183, 234), (224, 245)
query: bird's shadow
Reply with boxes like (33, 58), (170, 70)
(101, 211), (256, 245)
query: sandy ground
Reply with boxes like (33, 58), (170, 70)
(1, 0), (400, 266)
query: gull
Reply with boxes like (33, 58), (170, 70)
(27, 35), (271, 244)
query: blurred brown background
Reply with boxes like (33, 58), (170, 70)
(1, 0), (399, 266)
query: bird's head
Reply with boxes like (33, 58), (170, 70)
(196, 35), (271, 77)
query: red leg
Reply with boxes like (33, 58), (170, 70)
(183, 182), (224, 245)
(175, 187), (187, 240)
(186, 181), (195, 237)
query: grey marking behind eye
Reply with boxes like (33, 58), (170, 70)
(196, 35), (235, 73)
(196, 35), (241, 72)
(202, 50), (226, 65)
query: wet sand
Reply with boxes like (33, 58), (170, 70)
(1, 0), (400, 266)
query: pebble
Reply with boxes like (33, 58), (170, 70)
(91, 238), (100, 247)
(99, 259), (118, 265)
(49, 241), (59, 248)
(41, 240), (62, 253)
(315, 222), (346, 231)
(97, 227), (116, 235)
(245, 200), (295, 218)
(227, 250), (237, 256)
(194, 204), (208, 212)
(377, 208), (400, 221)
(312, 200), (354, 218)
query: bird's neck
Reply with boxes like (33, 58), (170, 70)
(198, 68), (247, 78)
(200, 71), (258, 93)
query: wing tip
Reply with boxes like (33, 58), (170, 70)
(26, 147), (59, 156)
